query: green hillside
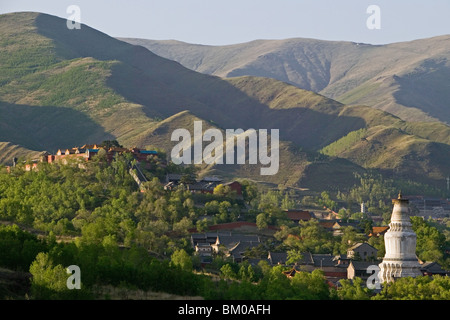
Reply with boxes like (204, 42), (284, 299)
(0, 12), (448, 192)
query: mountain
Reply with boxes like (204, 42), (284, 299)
(0, 142), (42, 166)
(0, 12), (449, 192)
(120, 36), (450, 125)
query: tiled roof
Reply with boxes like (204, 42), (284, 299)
(348, 242), (377, 251)
(312, 254), (336, 267)
(370, 226), (389, 236)
(216, 234), (260, 249)
(229, 241), (259, 258)
(349, 261), (377, 271)
(286, 210), (313, 221)
(319, 221), (336, 229)
(421, 261), (448, 274)
(268, 252), (288, 265)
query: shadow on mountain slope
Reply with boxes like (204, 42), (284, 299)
(0, 101), (113, 152)
(34, 13), (366, 150)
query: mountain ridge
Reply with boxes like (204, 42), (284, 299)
(120, 35), (450, 125)
(0, 12), (449, 191)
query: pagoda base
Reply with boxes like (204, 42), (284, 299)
(378, 260), (422, 283)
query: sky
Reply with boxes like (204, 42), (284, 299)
(1, 0), (450, 45)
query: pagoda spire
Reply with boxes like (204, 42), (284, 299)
(378, 194), (422, 283)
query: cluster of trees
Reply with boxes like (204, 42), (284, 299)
(248, 188), (297, 230)
(0, 224), (213, 299)
(0, 154), (449, 300)
(274, 219), (368, 257)
(337, 275), (450, 300)
(0, 219), (449, 300)
(193, 183), (298, 231)
(0, 154), (294, 261)
(338, 173), (396, 208)
(0, 155), (240, 256)
(336, 172), (446, 223)
(0, 224), (359, 300)
(0, 223), (331, 300)
(412, 216), (449, 268)
(372, 275), (450, 300)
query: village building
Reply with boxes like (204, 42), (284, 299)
(211, 233), (260, 263)
(347, 261), (377, 281)
(333, 254), (351, 266)
(318, 220), (336, 231)
(369, 226), (390, 237)
(164, 174), (223, 194)
(23, 143), (159, 167)
(267, 252), (289, 266)
(284, 210), (314, 224)
(191, 232), (261, 263)
(407, 195), (450, 218)
(331, 221), (363, 236)
(223, 181), (243, 198)
(164, 174), (244, 197)
(347, 243), (378, 261)
(420, 261), (449, 277)
(318, 220), (363, 236)
(311, 254), (348, 285)
(282, 267), (299, 279)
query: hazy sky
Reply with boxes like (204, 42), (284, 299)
(1, 0), (450, 45)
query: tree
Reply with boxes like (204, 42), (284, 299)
(29, 252), (71, 299)
(337, 208), (350, 220)
(204, 200), (220, 214)
(213, 184), (235, 198)
(337, 277), (372, 300)
(294, 219), (334, 253)
(220, 264), (237, 280)
(359, 218), (373, 235)
(291, 269), (331, 300)
(260, 265), (294, 300)
(170, 249), (193, 272)
(373, 275), (450, 300)
(241, 180), (258, 206)
(80, 218), (109, 244)
(99, 140), (122, 149)
(173, 217), (194, 235)
(286, 249), (304, 265)
(368, 235), (385, 259)
(281, 192), (295, 210)
(195, 218), (209, 233)
(0, 224), (47, 271)
(318, 191), (337, 211)
(256, 213), (270, 230)
(412, 216), (446, 265)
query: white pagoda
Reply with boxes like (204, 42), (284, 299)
(378, 193), (422, 283)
